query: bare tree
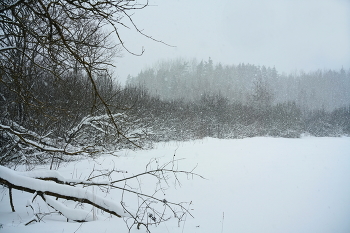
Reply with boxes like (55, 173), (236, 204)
(0, 0), (154, 164)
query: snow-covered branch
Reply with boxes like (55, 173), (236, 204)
(0, 165), (127, 220)
(66, 113), (154, 150)
(0, 123), (90, 156)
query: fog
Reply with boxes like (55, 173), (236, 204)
(114, 0), (350, 84)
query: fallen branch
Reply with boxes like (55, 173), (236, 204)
(0, 165), (127, 220)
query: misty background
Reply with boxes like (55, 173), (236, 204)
(115, 0), (350, 84)
(109, 0), (350, 140)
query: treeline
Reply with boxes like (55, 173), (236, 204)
(125, 87), (350, 141)
(127, 58), (350, 111)
(1, 70), (349, 166)
(123, 58), (350, 140)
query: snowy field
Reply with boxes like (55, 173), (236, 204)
(1, 137), (350, 233)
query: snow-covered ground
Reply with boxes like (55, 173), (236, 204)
(1, 137), (350, 233)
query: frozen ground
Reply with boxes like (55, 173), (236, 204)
(1, 137), (350, 233)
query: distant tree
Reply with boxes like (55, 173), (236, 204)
(248, 77), (274, 113)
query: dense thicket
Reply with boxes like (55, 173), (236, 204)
(120, 86), (350, 141)
(0, 0), (147, 166)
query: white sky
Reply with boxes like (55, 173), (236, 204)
(114, 0), (350, 84)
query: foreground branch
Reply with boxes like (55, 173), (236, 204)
(0, 166), (126, 220)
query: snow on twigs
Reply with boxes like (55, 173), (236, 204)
(0, 165), (129, 220)
(44, 195), (94, 222)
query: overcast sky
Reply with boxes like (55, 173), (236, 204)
(114, 0), (350, 84)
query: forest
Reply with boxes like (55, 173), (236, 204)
(125, 58), (350, 140)
(127, 58), (350, 111)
